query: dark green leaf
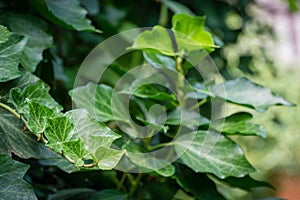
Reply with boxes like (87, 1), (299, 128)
(0, 12), (53, 72)
(175, 164), (225, 200)
(92, 189), (127, 200)
(44, 116), (74, 152)
(0, 25), (10, 43)
(212, 77), (294, 111)
(162, 0), (195, 15)
(9, 82), (63, 115)
(0, 107), (57, 159)
(47, 188), (95, 200)
(38, 157), (79, 173)
(70, 83), (128, 122)
(212, 112), (267, 138)
(0, 33), (27, 82)
(175, 131), (255, 178)
(0, 154), (37, 200)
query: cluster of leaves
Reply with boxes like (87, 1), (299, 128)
(0, 0), (293, 199)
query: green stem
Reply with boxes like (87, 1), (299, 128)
(188, 98), (208, 110)
(0, 102), (27, 125)
(149, 142), (175, 150)
(117, 173), (127, 191)
(158, 3), (168, 26)
(175, 56), (185, 107)
(129, 173), (143, 196)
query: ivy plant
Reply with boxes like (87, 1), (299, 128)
(0, 1), (293, 199)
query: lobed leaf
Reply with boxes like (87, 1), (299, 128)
(0, 25), (10, 43)
(95, 147), (125, 170)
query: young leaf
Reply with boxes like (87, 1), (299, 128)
(174, 131), (255, 178)
(0, 34), (27, 82)
(0, 108), (57, 159)
(27, 102), (56, 135)
(62, 139), (88, 167)
(9, 82), (63, 115)
(172, 14), (217, 52)
(44, 116), (74, 152)
(94, 147), (125, 170)
(0, 154), (37, 200)
(70, 83), (128, 122)
(212, 77), (294, 111)
(0, 12), (53, 72)
(129, 26), (176, 56)
(0, 25), (10, 43)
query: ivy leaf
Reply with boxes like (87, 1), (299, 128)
(94, 146), (125, 170)
(44, 116), (74, 152)
(62, 139), (88, 167)
(129, 26), (176, 56)
(0, 108), (57, 159)
(38, 157), (79, 173)
(143, 50), (176, 71)
(212, 112), (267, 138)
(0, 154), (37, 200)
(0, 33), (27, 82)
(8, 82), (63, 116)
(162, 0), (195, 15)
(27, 102), (56, 135)
(212, 77), (294, 112)
(66, 109), (121, 153)
(92, 189), (127, 200)
(70, 83), (128, 122)
(172, 14), (217, 52)
(0, 25), (10, 43)
(0, 12), (53, 72)
(47, 188), (95, 200)
(175, 131), (255, 178)
(166, 108), (210, 128)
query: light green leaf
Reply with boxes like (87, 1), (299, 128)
(129, 26), (176, 56)
(0, 154), (37, 200)
(162, 0), (195, 15)
(0, 12), (53, 72)
(175, 131), (255, 178)
(212, 77), (294, 111)
(92, 189), (127, 200)
(172, 14), (217, 52)
(27, 102), (56, 135)
(212, 112), (267, 138)
(0, 33), (27, 82)
(166, 108), (210, 128)
(0, 107), (58, 159)
(66, 109), (121, 154)
(143, 50), (176, 71)
(62, 139), (88, 167)
(95, 147), (125, 170)
(70, 83), (128, 122)
(8, 82), (63, 115)
(44, 116), (74, 152)
(45, 0), (97, 32)
(0, 25), (10, 43)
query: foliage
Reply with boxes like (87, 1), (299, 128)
(0, 0), (293, 199)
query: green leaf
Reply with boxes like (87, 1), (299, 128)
(27, 102), (56, 135)
(172, 14), (217, 52)
(70, 83), (128, 122)
(62, 139), (88, 167)
(0, 33), (27, 82)
(0, 107), (57, 159)
(166, 108), (210, 128)
(0, 12), (53, 72)
(0, 154), (37, 200)
(143, 50), (176, 71)
(44, 116), (74, 152)
(0, 25), (10, 43)
(9, 82), (63, 115)
(217, 175), (275, 191)
(212, 112), (267, 138)
(175, 131), (255, 178)
(92, 189), (127, 200)
(47, 188), (95, 200)
(162, 0), (195, 15)
(175, 165), (225, 200)
(212, 77), (294, 111)
(94, 146), (125, 170)
(129, 26), (176, 56)
(38, 157), (79, 173)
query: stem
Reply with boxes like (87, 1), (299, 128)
(158, 3), (168, 26)
(129, 173), (143, 196)
(117, 173), (127, 191)
(149, 142), (175, 150)
(0, 102), (27, 125)
(188, 98), (208, 110)
(175, 56), (185, 107)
